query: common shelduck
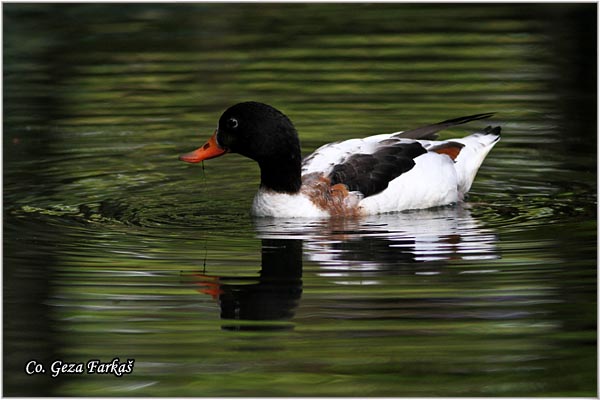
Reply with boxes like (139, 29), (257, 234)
(180, 102), (500, 218)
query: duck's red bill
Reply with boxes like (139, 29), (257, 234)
(179, 131), (227, 163)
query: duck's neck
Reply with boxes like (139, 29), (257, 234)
(258, 155), (302, 194)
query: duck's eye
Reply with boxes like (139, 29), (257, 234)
(227, 118), (239, 129)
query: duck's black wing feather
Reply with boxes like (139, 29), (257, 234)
(396, 112), (495, 140)
(329, 142), (427, 197)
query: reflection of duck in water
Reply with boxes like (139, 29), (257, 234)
(180, 102), (500, 217)
(255, 206), (499, 272)
(191, 239), (303, 331)
(192, 207), (498, 329)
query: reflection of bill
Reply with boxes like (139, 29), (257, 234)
(191, 205), (498, 329)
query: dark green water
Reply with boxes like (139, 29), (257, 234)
(4, 3), (596, 397)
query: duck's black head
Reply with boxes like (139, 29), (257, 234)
(180, 102), (303, 194)
(216, 102), (301, 163)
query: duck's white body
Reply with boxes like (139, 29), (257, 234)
(253, 188), (329, 218)
(252, 131), (499, 217)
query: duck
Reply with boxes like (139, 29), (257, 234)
(179, 101), (500, 218)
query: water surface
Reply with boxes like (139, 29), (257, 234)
(4, 3), (596, 396)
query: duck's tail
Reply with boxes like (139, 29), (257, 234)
(452, 125), (501, 196)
